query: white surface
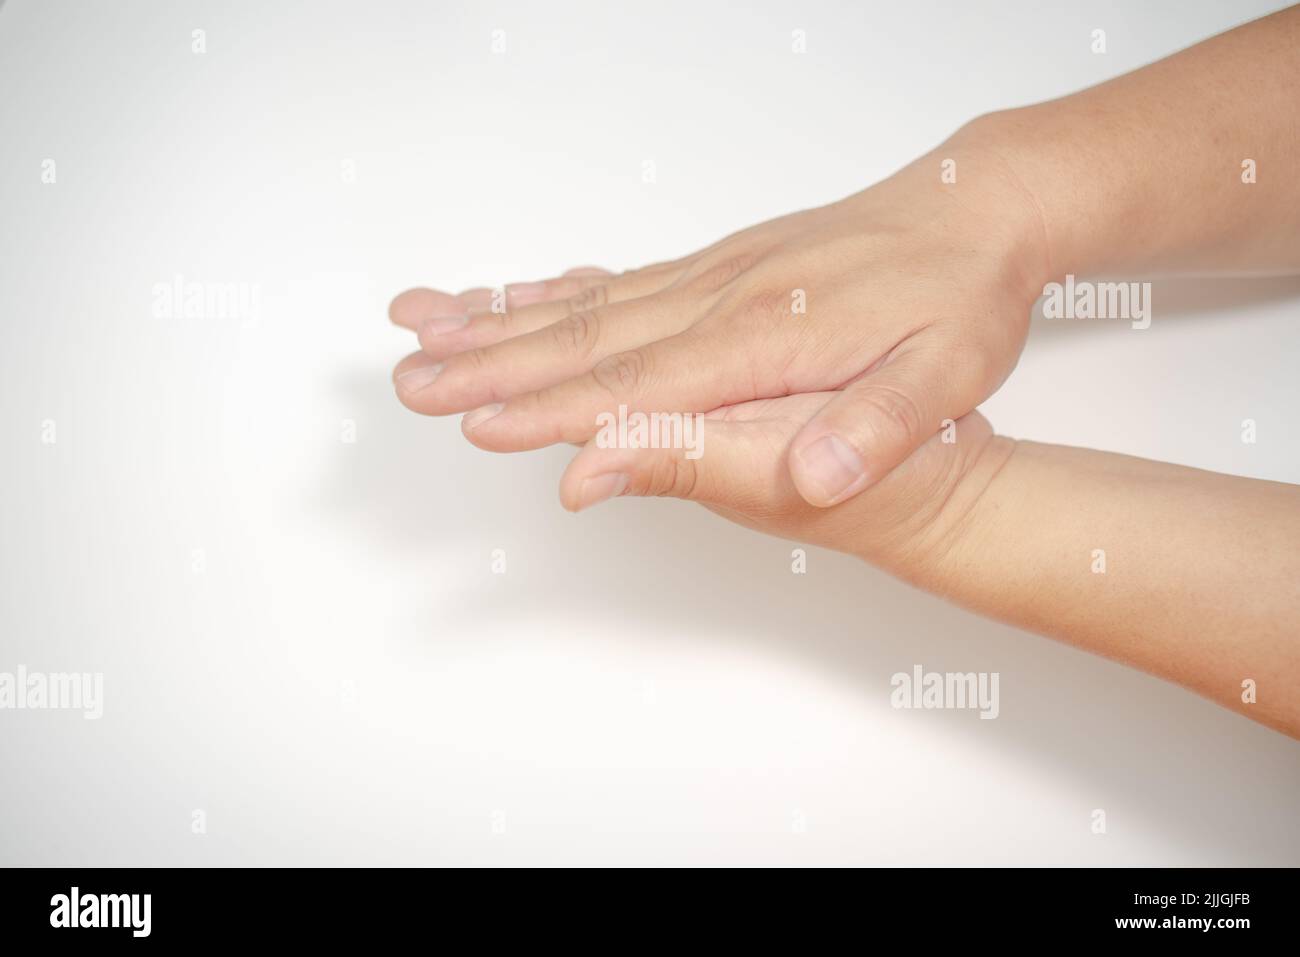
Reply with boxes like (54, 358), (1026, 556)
(2, 0), (1298, 866)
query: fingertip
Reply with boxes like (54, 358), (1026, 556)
(416, 313), (472, 355)
(389, 287), (461, 330)
(391, 350), (434, 385)
(559, 482), (583, 513)
(789, 432), (871, 508)
(558, 453), (586, 512)
(504, 281), (548, 309)
(559, 448), (632, 512)
(455, 287), (497, 311)
(572, 472), (629, 511)
(392, 353), (446, 413)
(460, 403), (506, 446)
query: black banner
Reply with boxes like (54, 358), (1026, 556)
(0, 867), (1289, 944)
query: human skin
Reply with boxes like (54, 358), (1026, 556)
(556, 400), (1300, 740)
(385, 9), (1300, 736)
(390, 6), (1300, 506)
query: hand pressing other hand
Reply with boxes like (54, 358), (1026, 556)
(557, 393), (1300, 740)
(386, 5), (1300, 739)
(557, 393), (1008, 584)
(389, 130), (1049, 507)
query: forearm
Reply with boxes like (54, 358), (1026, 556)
(910, 438), (1300, 737)
(957, 5), (1300, 280)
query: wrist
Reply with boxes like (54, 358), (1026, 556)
(940, 112), (1058, 295)
(951, 105), (1160, 282)
(843, 415), (1020, 590)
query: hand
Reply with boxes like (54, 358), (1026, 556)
(390, 129), (1047, 507)
(556, 393), (1013, 583)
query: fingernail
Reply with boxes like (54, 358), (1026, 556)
(796, 435), (868, 505)
(427, 303), (472, 318)
(456, 288), (495, 310)
(396, 362), (443, 393)
(505, 281), (547, 307)
(420, 313), (470, 336)
(575, 473), (629, 511)
(462, 402), (504, 432)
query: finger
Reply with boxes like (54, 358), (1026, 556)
(559, 408), (785, 512)
(388, 276), (601, 331)
(388, 287), (473, 330)
(560, 399), (997, 531)
(498, 270), (611, 309)
(474, 259), (686, 311)
(393, 259), (682, 335)
(787, 335), (986, 507)
(417, 265), (691, 359)
(417, 298), (591, 359)
(561, 266), (614, 278)
(458, 331), (752, 450)
(455, 287), (497, 312)
(405, 296), (691, 414)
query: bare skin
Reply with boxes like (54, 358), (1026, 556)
(388, 8), (1300, 737)
(392, 7), (1300, 504)
(559, 401), (1300, 739)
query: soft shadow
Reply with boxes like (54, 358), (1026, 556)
(314, 359), (1300, 865)
(1027, 274), (1300, 342)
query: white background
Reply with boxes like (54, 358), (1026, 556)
(2, 0), (1298, 865)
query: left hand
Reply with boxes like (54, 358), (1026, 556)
(388, 133), (1046, 508)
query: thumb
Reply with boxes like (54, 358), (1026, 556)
(788, 341), (980, 507)
(558, 411), (791, 513)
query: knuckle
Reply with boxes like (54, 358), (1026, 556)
(567, 283), (609, 311)
(735, 286), (790, 325)
(650, 455), (699, 501)
(861, 382), (928, 443)
(619, 265), (654, 282)
(484, 311), (511, 336)
(683, 250), (760, 295)
(592, 349), (649, 396)
(551, 309), (600, 355)
(629, 258), (677, 277)
(460, 345), (489, 373)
